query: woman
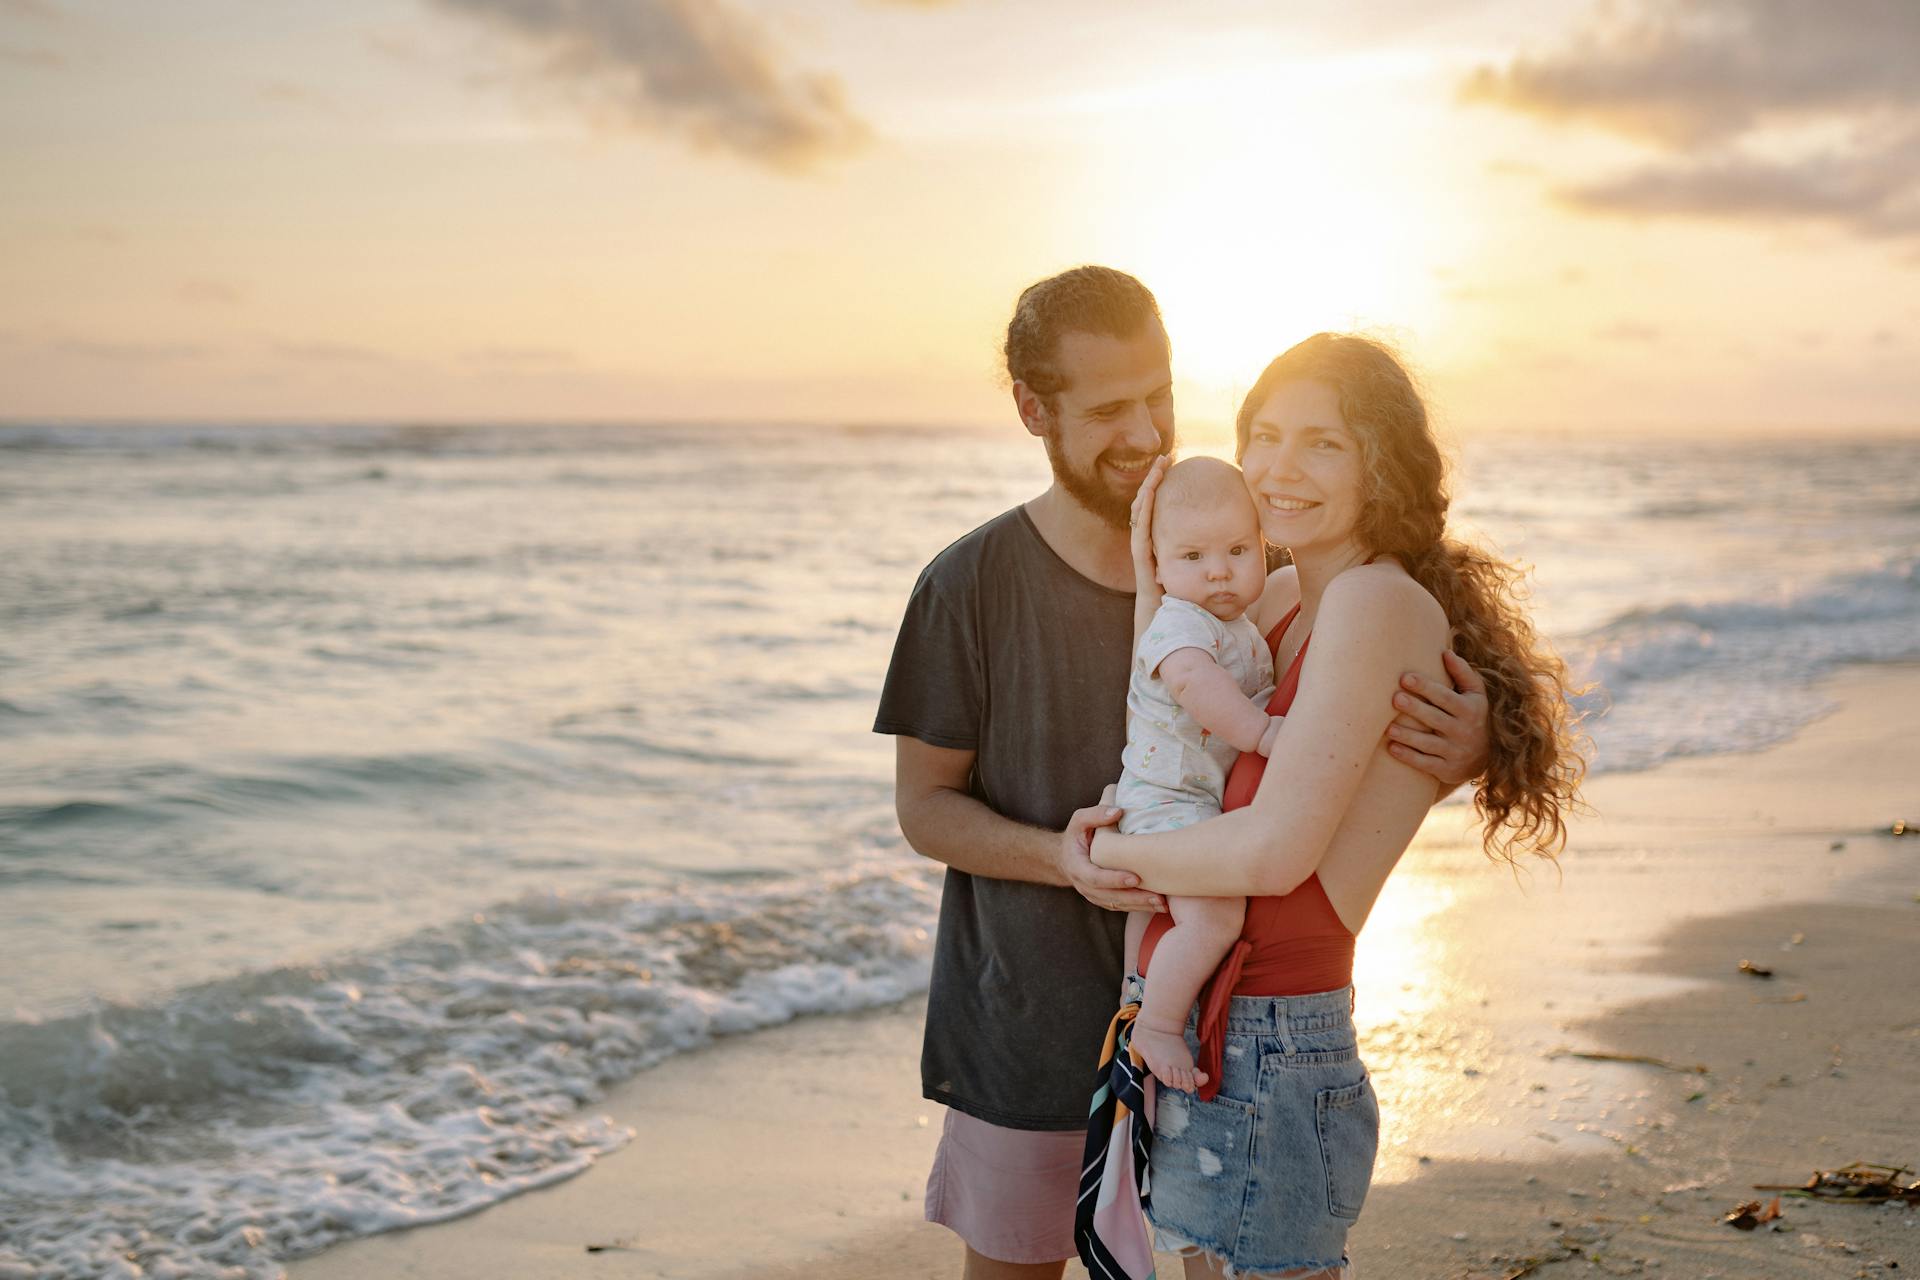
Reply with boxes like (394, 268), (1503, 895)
(1090, 333), (1584, 1278)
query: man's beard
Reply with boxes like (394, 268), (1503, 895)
(1042, 429), (1174, 532)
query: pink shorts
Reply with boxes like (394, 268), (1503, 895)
(925, 1109), (1084, 1264)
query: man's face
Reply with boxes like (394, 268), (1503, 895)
(1028, 323), (1175, 530)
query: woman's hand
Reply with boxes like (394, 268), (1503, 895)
(1059, 794), (1163, 913)
(1388, 650), (1491, 786)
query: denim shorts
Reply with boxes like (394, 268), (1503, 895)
(1142, 983), (1378, 1277)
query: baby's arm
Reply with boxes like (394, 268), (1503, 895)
(1158, 648), (1280, 755)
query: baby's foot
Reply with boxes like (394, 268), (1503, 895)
(1132, 1023), (1208, 1093)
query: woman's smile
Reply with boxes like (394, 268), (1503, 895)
(1239, 379), (1365, 556)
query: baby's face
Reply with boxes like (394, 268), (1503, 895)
(1153, 498), (1266, 622)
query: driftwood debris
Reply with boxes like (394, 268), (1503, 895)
(584, 1238), (642, 1253)
(1754, 1162), (1920, 1206)
(1723, 1195), (1784, 1230)
(1497, 1230), (1626, 1278)
(1547, 1048), (1708, 1074)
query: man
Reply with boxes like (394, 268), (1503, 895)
(874, 267), (1488, 1279)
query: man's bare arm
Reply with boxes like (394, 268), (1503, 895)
(894, 737), (1162, 912)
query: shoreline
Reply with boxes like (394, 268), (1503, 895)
(289, 663), (1920, 1279)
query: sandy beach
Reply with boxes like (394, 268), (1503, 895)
(290, 663), (1919, 1280)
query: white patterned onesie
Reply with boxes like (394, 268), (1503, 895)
(1116, 596), (1275, 836)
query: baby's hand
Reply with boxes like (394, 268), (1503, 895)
(1257, 715), (1285, 757)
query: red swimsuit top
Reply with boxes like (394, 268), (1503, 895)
(1135, 603), (1356, 1101)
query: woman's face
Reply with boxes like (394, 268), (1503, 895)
(1238, 378), (1366, 554)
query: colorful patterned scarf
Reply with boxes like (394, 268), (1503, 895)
(1076, 999), (1157, 1280)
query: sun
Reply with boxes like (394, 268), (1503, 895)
(1076, 75), (1447, 434)
(1137, 167), (1434, 431)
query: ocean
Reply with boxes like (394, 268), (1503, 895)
(2, 421), (1917, 1278)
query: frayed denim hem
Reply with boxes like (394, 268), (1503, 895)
(1150, 1219), (1353, 1279)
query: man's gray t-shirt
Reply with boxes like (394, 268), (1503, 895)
(874, 505), (1133, 1130)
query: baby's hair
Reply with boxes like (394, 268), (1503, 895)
(1153, 456), (1257, 531)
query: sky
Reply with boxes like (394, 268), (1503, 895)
(2, 0), (1917, 434)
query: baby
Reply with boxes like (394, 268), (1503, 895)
(1118, 456), (1278, 1091)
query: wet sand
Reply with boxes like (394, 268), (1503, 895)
(290, 664), (1919, 1279)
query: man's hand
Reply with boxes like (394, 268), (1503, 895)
(1129, 456), (1170, 646)
(1060, 797), (1163, 913)
(1128, 455), (1169, 595)
(1388, 650), (1491, 787)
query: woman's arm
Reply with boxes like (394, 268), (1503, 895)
(1092, 571), (1448, 897)
(1128, 457), (1168, 646)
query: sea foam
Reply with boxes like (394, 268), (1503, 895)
(1570, 554), (1920, 770)
(0, 855), (940, 1279)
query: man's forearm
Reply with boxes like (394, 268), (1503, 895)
(897, 785), (1068, 885)
(1133, 583), (1163, 651)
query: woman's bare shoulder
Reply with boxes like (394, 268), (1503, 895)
(1252, 564), (1301, 631)
(1322, 563), (1447, 647)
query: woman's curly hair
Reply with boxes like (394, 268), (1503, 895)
(1236, 333), (1587, 863)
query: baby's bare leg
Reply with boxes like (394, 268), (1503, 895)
(1124, 908), (1149, 983)
(1131, 895), (1245, 1093)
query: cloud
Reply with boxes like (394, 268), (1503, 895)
(0, 43), (58, 67)
(1462, 0), (1920, 144)
(178, 279), (243, 306)
(53, 338), (206, 362)
(274, 342), (390, 365)
(427, 0), (868, 172)
(365, 30), (424, 64)
(1440, 266), (1588, 303)
(1463, 0), (1920, 242)
(463, 344), (575, 367)
(1595, 320), (1661, 343)
(0, 0), (61, 20)
(1568, 129), (1920, 237)
(257, 80), (340, 112)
